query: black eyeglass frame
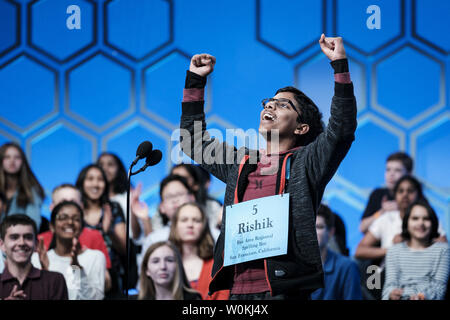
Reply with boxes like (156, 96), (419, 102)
(261, 98), (303, 123)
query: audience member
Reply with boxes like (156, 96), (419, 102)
(169, 202), (229, 300)
(137, 175), (196, 270)
(76, 164), (126, 298)
(360, 152), (413, 234)
(38, 183), (113, 293)
(382, 199), (449, 300)
(138, 241), (201, 300)
(0, 192), (6, 225)
(0, 192), (5, 272)
(32, 200), (105, 300)
(311, 204), (362, 300)
(355, 175), (446, 262)
(171, 164), (223, 232)
(38, 184), (111, 268)
(98, 152), (150, 239)
(98, 152), (144, 289)
(327, 209), (349, 256)
(0, 214), (68, 300)
(0, 143), (45, 231)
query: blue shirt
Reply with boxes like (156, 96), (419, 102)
(311, 249), (363, 300)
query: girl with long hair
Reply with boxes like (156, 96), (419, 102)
(0, 142), (45, 230)
(169, 202), (229, 300)
(138, 241), (201, 300)
(97, 152), (151, 239)
(75, 164), (126, 297)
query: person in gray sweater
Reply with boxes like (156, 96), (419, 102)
(180, 34), (357, 299)
(382, 199), (450, 300)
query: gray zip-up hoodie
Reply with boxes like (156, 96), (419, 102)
(180, 61), (357, 296)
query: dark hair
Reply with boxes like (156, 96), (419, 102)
(317, 204), (335, 230)
(275, 86), (325, 146)
(159, 174), (194, 226)
(171, 164), (208, 204)
(0, 214), (37, 240)
(97, 152), (128, 194)
(50, 200), (84, 226)
(0, 142), (45, 208)
(401, 198), (439, 244)
(195, 165), (211, 186)
(393, 175), (424, 200)
(0, 191), (6, 205)
(159, 174), (193, 200)
(387, 152), (413, 173)
(49, 200), (85, 250)
(75, 164), (110, 207)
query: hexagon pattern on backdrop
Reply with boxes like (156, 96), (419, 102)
(0, 0), (448, 255)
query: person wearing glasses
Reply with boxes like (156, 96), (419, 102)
(32, 200), (106, 300)
(137, 175), (196, 273)
(179, 34), (357, 300)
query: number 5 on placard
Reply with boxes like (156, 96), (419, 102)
(252, 204), (258, 215)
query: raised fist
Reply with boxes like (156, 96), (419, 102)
(189, 53), (216, 77)
(319, 34), (347, 61)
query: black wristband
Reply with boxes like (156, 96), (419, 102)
(185, 70), (207, 89)
(330, 59), (349, 74)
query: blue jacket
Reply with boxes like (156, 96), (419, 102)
(4, 188), (42, 230)
(311, 249), (362, 300)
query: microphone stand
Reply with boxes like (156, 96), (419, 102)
(124, 151), (161, 299)
(124, 163), (150, 299)
(125, 166), (132, 300)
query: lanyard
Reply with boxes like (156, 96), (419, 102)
(234, 153), (293, 203)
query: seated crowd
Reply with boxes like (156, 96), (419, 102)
(0, 143), (448, 300)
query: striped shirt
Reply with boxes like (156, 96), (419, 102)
(382, 242), (450, 300)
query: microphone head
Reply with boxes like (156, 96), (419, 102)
(146, 149), (162, 166)
(136, 141), (152, 159)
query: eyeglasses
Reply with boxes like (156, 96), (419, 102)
(163, 192), (189, 202)
(55, 214), (82, 224)
(261, 98), (302, 122)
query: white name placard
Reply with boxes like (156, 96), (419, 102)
(223, 193), (289, 267)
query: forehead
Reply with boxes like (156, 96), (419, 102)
(315, 215), (326, 225)
(179, 205), (202, 218)
(273, 91), (300, 113)
(274, 91), (295, 100)
(398, 180), (415, 190)
(150, 245), (175, 258)
(99, 154), (115, 164)
(57, 204), (80, 216)
(410, 205), (428, 217)
(5, 146), (21, 156)
(162, 181), (187, 195)
(53, 187), (81, 202)
(4, 224), (35, 237)
(386, 160), (405, 170)
(86, 167), (103, 177)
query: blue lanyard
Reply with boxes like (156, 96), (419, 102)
(285, 156), (291, 181)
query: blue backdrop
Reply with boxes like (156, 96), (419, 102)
(0, 0), (449, 255)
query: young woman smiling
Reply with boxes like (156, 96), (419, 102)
(382, 199), (450, 300)
(76, 164), (126, 298)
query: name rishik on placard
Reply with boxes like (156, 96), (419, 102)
(238, 217), (273, 234)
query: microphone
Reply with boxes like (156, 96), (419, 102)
(125, 143), (161, 299)
(131, 149), (162, 176)
(131, 141), (152, 168)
